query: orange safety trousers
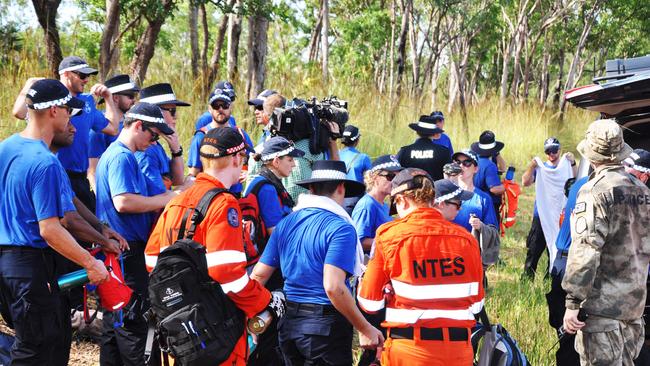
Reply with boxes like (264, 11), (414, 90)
(381, 329), (473, 366)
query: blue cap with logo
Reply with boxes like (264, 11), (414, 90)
(125, 102), (173, 135)
(434, 179), (473, 204)
(58, 56), (98, 75)
(26, 79), (85, 116)
(261, 136), (305, 161)
(369, 155), (402, 173)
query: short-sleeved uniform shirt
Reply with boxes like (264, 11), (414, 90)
(260, 207), (357, 305)
(135, 142), (171, 196)
(432, 133), (454, 155)
(187, 124), (254, 194)
(57, 93), (110, 172)
(194, 112), (236, 130)
(0, 135), (69, 248)
(453, 188), (498, 232)
(351, 193), (392, 242)
(244, 175), (292, 228)
(95, 141), (153, 242)
(340, 147), (372, 183)
(474, 156), (502, 207)
(89, 119), (123, 159)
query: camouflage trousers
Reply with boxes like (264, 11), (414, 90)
(575, 315), (644, 366)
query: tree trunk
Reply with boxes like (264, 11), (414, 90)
(307, 3), (323, 63)
(32, 0), (63, 77)
(129, 0), (175, 83)
(99, 0), (120, 81)
(199, 3), (209, 72)
(189, 1), (200, 78)
(430, 58), (439, 111)
(408, 7), (421, 95)
(321, 0), (329, 83)
(395, 0), (411, 98)
(388, 0), (396, 98)
(227, 0), (243, 81)
(447, 56), (458, 113)
(246, 13), (269, 99)
(539, 37), (550, 105)
(206, 0), (234, 94)
(499, 35), (513, 104)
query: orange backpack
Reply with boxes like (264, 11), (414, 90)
(500, 179), (521, 236)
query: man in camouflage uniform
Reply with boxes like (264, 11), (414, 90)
(562, 119), (650, 366)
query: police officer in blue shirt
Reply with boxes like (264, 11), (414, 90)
(251, 160), (384, 365)
(194, 80), (238, 129)
(396, 115), (452, 181)
(0, 79), (109, 365)
(95, 102), (178, 366)
(428, 111), (454, 154)
(12, 57), (122, 213)
(187, 88), (254, 196)
(471, 131), (506, 223)
(137, 83), (192, 194)
(88, 74), (139, 190)
(340, 125), (372, 213)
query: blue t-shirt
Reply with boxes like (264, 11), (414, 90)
(244, 175), (292, 228)
(555, 176), (588, 252)
(57, 93), (110, 172)
(340, 147), (372, 183)
(89, 120), (123, 159)
(474, 156), (502, 205)
(62, 174), (77, 213)
(453, 188), (498, 232)
(0, 135), (68, 248)
(351, 193), (391, 242)
(187, 125), (254, 194)
(432, 133), (454, 155)
(194, 112), (237, 129)
(135, 142), (171, 196)
(260, 207), (357, 304)
(95, 141), (153, 242)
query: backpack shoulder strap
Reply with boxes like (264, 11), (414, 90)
(346, 152), (362, 173)
(186, 187), (232, 239)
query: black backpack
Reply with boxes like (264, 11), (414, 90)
(471, 308), (531, 366)
(147, 188), (245, 366)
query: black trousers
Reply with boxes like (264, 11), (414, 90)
(278, 302), (353, 366)
(523, 215), (549, 279)
(67, 170), (96, 214)
(546, 268), (580, 366)
(100, 241), (150, 366)
(248, 271), (285, 366)
(357, 309), (386, 366)
(0, 247), (71, 366)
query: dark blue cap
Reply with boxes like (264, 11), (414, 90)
(58, 56), (98, 75)
(369, 155), (402, 173)
(296, 160), (366, 198)
(26, 79), (85, 116)
(124, 102), (173, 135)
(434, 179), (473, 204)
(342, 125), (361, 142)
(409, 115), (444, 135)
(247, 89), (277, 106)
(544, 137), (561, 152)
(215, 81), (236, 101)
(624, 148), (650, 173)
(105, 74), (139, 95)
(208, 88), (232, 106)
(140, 83), (190, 106)
(261, 136), (305, 161)
(430, 111), (444, 121)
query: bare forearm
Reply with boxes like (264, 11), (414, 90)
(522, 163), (536, 187)
(12, 93), (28, 120)
(328, 140), (340, 161)
(73, 197), (101, 231)
(41, 218), (96, 269)
(101, 100), (120, 136)
(88, 158), (98, 192)
(170, 157), (185, 186)
(113, 192), (174, 213)
(61, 211), (109, 246)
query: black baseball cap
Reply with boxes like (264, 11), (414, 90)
(390, 168), (433, 197)
(124, 102), (174, 135)
(624, 149), (650, 173)
(26, 79), (85, 116)
(369, 155), (402, 173)
(215, 81), (236, 101)
(544, 137), (561, 153)
(140, 83), (191, 106)
(199, 127), (248, 158)
(98, 74), (140, 104)
(208, 88), (232, 107)
(58, 56), (98, 75)
(433, 179), (473, 204)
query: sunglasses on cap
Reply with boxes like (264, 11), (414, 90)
(454, 159), (475, 167)
(72, 71), (90, 80)
(142, 125), (160, 142)
(378, 172), (397, 181)
(212, 102), (231, 110)
(160, 106), (177, 117)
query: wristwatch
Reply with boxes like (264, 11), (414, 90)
(171, 146), (183, 158)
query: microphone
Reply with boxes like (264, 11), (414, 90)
(557, 308), (588, 340)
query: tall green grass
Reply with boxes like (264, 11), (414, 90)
(0, 54), (599, 365)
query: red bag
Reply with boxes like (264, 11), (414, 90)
(96, 252), (133, 311)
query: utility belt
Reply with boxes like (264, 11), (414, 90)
(286, 301), (339, 316)
(388, 326), (469, 342)
(66, 170), (88, 179)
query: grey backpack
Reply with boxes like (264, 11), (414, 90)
(472, 309), (531, 366)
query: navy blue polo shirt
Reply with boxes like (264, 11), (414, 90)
(0, 135), (68, 248)
(243, 175), (291, 228)
(135, 142), (171, 196)
(57, 93), (110, 172)
(89, 120), (123, 159)
(340, 147), (372, 183)
(95, 141), (153, 242)
(260, 208), (357, 305)
(351, 194), (391, 242)
(194, 112), (237, 129)
(453, 187), (498, 232)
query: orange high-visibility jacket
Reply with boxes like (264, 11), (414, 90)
(145, 173), (271, 317)
(357, 208), (484, 329)
(500, 179), (521, 233)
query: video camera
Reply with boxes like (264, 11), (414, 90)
(307, 96), (349, 139)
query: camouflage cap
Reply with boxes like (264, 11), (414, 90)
(577, 119), (632, 164)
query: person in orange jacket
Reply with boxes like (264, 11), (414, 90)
(145, 127), (276, 366)
(357, 168), (485, 366)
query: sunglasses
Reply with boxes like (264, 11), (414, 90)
(545, 148), (559, 155)
(454, 159), (475, 167)
(212, 103), (230, 110)
(118, 93), (136, 100)
(142, 125), (160, 142)
(254, 105), (264, 111)
(56, 105), (72, 115)
(160, 106), (177, 117)
(72, 71), (90, 80)
(447, 201), (462, 210)
(379, 172), (397, 181)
